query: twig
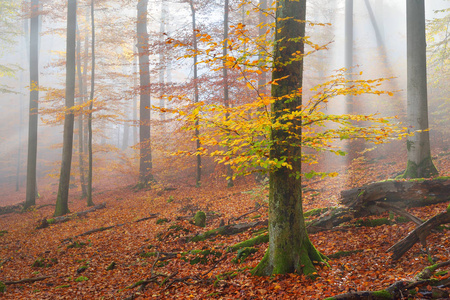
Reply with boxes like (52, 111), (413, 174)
(3, 275), (51, 285)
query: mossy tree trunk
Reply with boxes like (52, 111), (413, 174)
(402, 0), (438, 179)
(253, 0), (325, 277)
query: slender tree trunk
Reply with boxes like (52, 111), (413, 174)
(24, 0), (39, 210)
(137, 0), (153, 184)
(76, 24), (87, 198)
(402, 0), (438, 178)
(159, 0), (166, 123)
(189, 1), (201, 187)
(133, 48), (138, 147)
(253, 0), (325, 276)
(223, 0), (233, 187)
(54, 0), (77, 216)
(86, 0), (95, 207)
(344, 0), (355, 167)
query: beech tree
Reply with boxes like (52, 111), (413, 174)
(137, 0), (153, 184)
(54, 0), (77, 216)
(86, 0), (95, 207)
(252, 0), (326, 276)
(24, 0), (40, 210)
(188, 0), (201, 187)
(401, 0), (438, 178)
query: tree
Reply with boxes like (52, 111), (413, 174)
(24, 0), (40, 210)
(76, 23), (87, 199)
(252, 0), (326, 276)
(189, 0), (201, 187)
(401, 0), (438, 178)
(137, 0), (153, 184)
(54, 0), (77, 217)
(223, 0), (233, 188)
(86, 0), (95, 207)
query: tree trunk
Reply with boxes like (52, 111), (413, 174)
(223, 0), (233, 188)
(24, 0), (39, 210)
(189, 0), (201, 187)
(253, 0), (325, 276)
(76, 23), (87, 199)
(86, 0), (95, 207)
(54, 0), (77, 217)
(402, 0), (438, 178)
(158, 0), (166, 124)
(137, 0), (153, 184)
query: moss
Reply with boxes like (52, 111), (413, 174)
(194, 211), (206, 227)
(187, 249), (222, 265)
(106, 261), (116, 270)
(303, 207), (329, 218)
(372, 290), (393, 299)
(167, 196), (174, 203)
(55, 285), (70, 289)
(74, 276), (88, 282)
(328, 249), (363, 259)
(0, 230), (8, 237)
(67, 241), (87, 249)
(32, 258), (45, 268)
(232, 247), (258, 263)
(399, 157), (438, 179)
(0, 281), (5, 293)
(447, 203), (450, 213)
(156, 218), (169, 225)
(228, 233), (269, 252)
(47, 218), (55, 225)
(190, 227), (218, 242)
(139, 251), (157, 258)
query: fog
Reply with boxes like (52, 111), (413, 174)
(0, 0), (449, 201)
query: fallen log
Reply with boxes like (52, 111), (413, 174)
(189, 220), (268, 242)
(341, 178), (450, 213)
(307, 179), (450, 234)
(387, 211), (450, 260)
(1, 275), (51, 286)
(37, 203), (107, 229)
(325, 261), (450, 299)
(62, 214), (159, 242)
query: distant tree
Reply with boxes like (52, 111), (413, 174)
(24, 0), (40, 210)
(189, 0), (201, 187)
(86, 0), (95, 207)
(137, 0), (153, 184)
(54, 0), (77, 216)
(401, 0), (438, 178)
(76, 23), (87, 199)
(252, 0), (326, 276)
(223, 0), (233, 188)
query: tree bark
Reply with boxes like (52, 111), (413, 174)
(223, 0), (233, 188)
(253, 0), (325, 277)
(189, 0), (201, 187)
(76, 23), (87, 199)
(54, 0), (77, 217)
(25, 0), (39, 210)
(86, 0), (95, 207)
(402, 0), (438, 178)
(137, 0), (153, 184)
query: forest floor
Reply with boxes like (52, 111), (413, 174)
(0, 143), (450, 299)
